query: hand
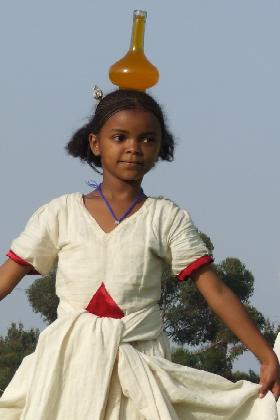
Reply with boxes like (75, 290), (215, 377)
(259, 355), (280, 401)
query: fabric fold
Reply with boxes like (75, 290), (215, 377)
(118, 344), (178, 420)
(0, 306), (279, 420)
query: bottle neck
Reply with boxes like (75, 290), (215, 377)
(130, 16), (145, 52)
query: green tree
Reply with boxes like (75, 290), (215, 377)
(26, 267), (58, 325)
(0, 323), (39, 393)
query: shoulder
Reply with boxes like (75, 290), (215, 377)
(148, 195), (191, 220)
(147, 196), (192, 239)
(41, 192), (80, 208)
(29, 192), (81, 221)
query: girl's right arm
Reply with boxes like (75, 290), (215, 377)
(0, 259), (32, 301)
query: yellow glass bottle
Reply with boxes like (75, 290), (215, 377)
(109, 10), (159, 91)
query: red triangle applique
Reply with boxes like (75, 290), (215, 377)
(86, 282), (124, 319)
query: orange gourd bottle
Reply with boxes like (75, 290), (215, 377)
(109, 10), (159, 91)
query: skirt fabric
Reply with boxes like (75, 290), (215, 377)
(0, 304), (279, 420)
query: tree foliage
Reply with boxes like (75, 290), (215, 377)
(160, 256), (257, 346)
(0, 323), (39, 393)
(26, 267), (58, 325)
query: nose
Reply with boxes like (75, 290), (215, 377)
(125, 138), (142, 155)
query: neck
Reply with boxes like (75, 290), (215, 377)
(100, 176), (143, 201)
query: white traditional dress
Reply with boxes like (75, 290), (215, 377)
(0, 193), (279, 419)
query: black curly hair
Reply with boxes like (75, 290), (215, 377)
(65, 89), (175, 173)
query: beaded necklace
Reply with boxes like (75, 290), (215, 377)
(96, 183), (146, 224)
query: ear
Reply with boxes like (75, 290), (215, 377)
(89, 133), (101, 156)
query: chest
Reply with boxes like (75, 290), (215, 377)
(82, 195), (146, 234)
(59, 200), (168, 273)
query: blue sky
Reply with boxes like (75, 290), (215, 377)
(0, 1), (279, 372)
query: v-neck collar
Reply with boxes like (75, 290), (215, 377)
(77, 192), (152, 236)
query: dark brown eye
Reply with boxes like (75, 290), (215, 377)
(143, 136), (156, 143)
(112, 134), (126, 142)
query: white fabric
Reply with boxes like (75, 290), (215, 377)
(1, 193), (279, 419)
(9, 193), (211, 315)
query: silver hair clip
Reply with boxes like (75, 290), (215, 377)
(92, 85), (103, 103)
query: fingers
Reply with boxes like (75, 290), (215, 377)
(271, 382), (280, 401)
(258, 382), (267, 399)
(259, 359), (280, 401)
(259, 381), (280, 401)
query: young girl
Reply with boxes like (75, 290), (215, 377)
(0, 89), (279, 419)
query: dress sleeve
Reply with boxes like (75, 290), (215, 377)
(167, 206), (213, 281)
(6, 202), (59, 276)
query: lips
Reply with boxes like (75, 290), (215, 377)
(119, 161), (143, 165)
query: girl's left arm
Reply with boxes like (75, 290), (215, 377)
(191, 265), (280, 400)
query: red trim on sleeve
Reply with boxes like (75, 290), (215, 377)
(177, 255), (214, 282)
(6, 250), (40, 275)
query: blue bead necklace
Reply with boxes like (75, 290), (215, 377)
(96, 183), (146, 224)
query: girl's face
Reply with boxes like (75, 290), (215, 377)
(89, 109), (162, 182)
